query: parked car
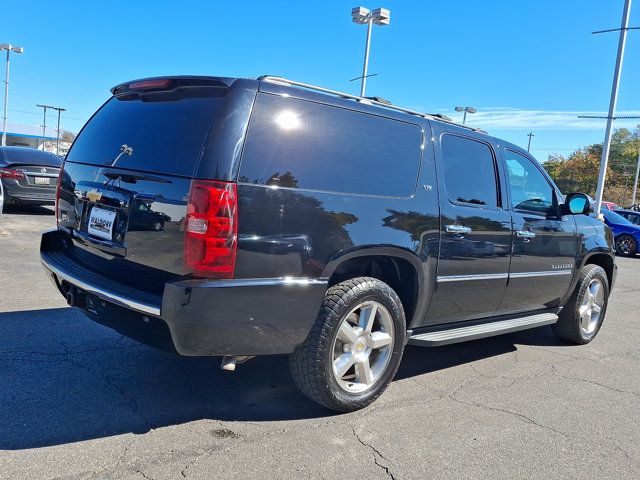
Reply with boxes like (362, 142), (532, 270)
(41, 76), (617, 412)
(0, 146), (62, 212)
(602, 209), (640, 257)
(615, 209), (640, 226)
(601, 201), (620, 211)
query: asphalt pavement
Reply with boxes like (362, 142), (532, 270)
(1, 205), (639, 479)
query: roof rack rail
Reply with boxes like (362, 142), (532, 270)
(257, 75), (482, 132)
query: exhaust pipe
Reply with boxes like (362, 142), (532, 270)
(220, 355), (255, 371)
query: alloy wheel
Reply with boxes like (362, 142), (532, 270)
(579, 278), (605, 335)
(616, 236), (634, 256)
(331, 301), (395, 394)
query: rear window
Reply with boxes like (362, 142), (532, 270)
(239, 93), (422, 197)
(66, 87), (226, 177)
(0, 147), (61, 167)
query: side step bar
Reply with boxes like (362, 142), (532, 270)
(408, 313), (558, 347)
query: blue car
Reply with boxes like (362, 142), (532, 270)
(602, 209), (640, 257)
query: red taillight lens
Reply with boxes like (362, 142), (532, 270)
(0, 168), (24, 179)
(184, 180), (238, 279)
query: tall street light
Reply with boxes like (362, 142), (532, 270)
(455, 106), (476, 125)
(1, 43), (24, 147)
(527, 132), (535, 152)
(351, 6), (390, 97)
(592, 0), (633, 217)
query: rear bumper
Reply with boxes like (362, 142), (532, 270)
(2, 179), (56, 204)
(41, 229), (327, 356)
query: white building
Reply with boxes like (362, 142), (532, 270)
(1, 122), (57, 149)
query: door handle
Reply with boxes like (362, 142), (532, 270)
(445, 225), (472, 235)
(516, 230), (536, 241)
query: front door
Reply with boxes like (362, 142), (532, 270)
(497, 149), (577, 315)
(425, 131), (512, 325)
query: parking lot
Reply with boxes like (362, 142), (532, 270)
(0, 206), (639, 480)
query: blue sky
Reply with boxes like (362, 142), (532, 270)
(3, 0), (639, 160)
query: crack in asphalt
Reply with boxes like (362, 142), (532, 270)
(352, 427), (396, 480)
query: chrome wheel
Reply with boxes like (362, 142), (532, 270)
(331, 301), (394, 394)
(579, 278), (605, 335)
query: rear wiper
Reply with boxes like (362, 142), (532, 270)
(103, 171), (172, 184)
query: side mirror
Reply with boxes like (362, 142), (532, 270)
(564, 192), (592, 215)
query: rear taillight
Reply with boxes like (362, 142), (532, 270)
(0, 168), (24, 179)
(184, 180), (238, 279)
(55, 163), (64, 225)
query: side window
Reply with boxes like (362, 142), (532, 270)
(505, 150), (554, 215)
(441, 135), (499, 208)
(239, 94), (423, 197)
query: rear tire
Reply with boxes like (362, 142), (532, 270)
(552, 264), (609, 344)
(290, 277), (406, 412)
(615, 234), (637, 257)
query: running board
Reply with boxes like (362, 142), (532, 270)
(408, 313), (558, 347)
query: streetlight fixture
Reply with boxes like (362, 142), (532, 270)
(455, 106), (477, 125)
(351, 6), (391, 97)
(1, 43), (24, 147)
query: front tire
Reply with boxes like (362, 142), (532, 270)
(290, 277), (406, 412)
(552, 264), (609, 344)
(615, 234), (637, 257)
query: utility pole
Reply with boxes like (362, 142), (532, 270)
(36, 104), (65, 153)
(592, 0), (633, 217)
(527, 132), (535, 152)
(36, 104), (48, 149)
(1, 43), (24, 146)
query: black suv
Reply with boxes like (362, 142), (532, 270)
(41, 76), (617, 412)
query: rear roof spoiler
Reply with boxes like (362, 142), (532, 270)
(110, 76), (236, 95)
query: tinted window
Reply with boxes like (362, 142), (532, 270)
(441, 135), (499, 208)
(603, 209), (634, 226)
(239, 94), (422, 197)
(66, 87), (225, 176)
(0, 147), (61, 167)
(505, 150), (554, 214)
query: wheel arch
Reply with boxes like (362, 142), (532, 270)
(582, 252), (615, 289)
(321, 246), (430, 329)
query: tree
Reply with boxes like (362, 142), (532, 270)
(543, 126), (640, 206)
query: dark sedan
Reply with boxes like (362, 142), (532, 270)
(0, 147), (61, 212)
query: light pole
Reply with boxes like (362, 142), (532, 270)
(455, 106), (476, 125)
(351, 6), (390, 97)
(527, 132), (535, 152)
(592, 0), (633, 217)
(1, 43), (24, 147)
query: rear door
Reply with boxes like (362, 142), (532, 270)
(497, 149), (577, 315)
(425, 129), (512, 325)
